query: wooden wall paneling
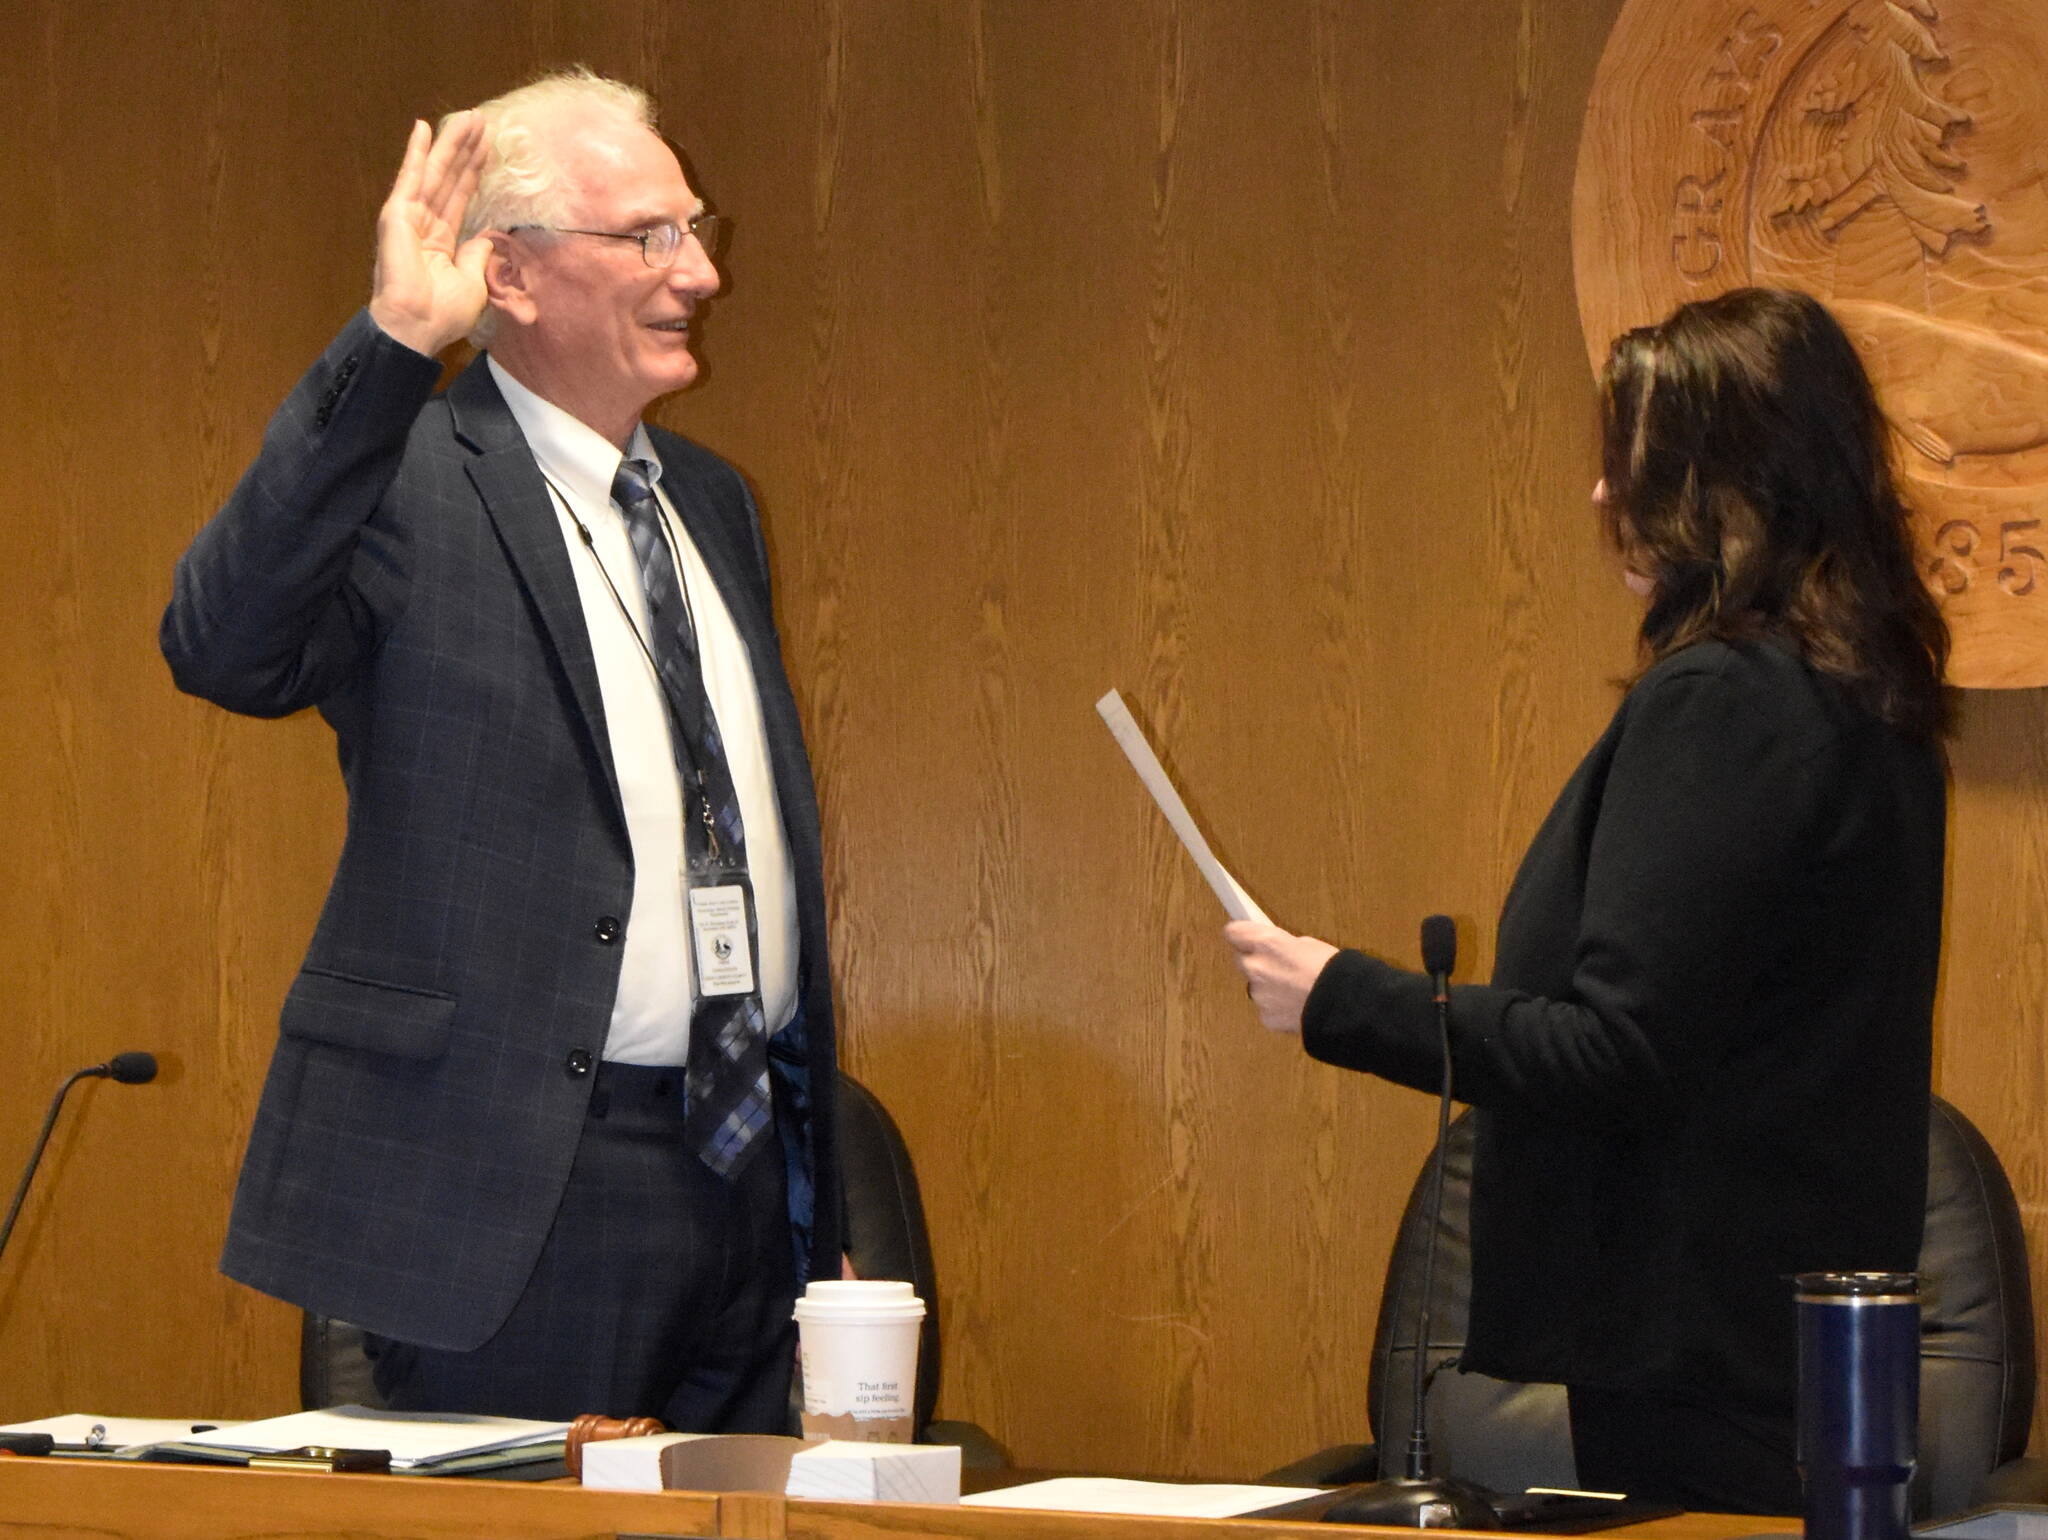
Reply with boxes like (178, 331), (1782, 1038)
(5, 0), (2046, 1483)
(0, 0), (319, 1421)
(666, 0), (1119, 1465)
(703, 0), (1042, 1455)
(1939, 689), (2048, 1455)
(674, 0), (1649, 1478)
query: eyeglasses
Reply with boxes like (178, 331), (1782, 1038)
(509, 210), (727, 268)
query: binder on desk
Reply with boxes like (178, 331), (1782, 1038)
(124, 1405), (567, 1478)
(0, 1415), (236, 1453)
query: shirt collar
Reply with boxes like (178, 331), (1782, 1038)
(486, 356), (663, 506)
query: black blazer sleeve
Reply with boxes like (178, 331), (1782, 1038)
(1302, 655), (1835, 1125)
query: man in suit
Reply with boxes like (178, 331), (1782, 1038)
(161, 70), (839, 1430)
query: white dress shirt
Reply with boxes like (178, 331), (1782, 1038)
(489, 358), (799, 1064)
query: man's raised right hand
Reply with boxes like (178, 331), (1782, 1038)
(367, 111), (492, 357)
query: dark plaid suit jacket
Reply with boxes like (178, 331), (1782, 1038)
(162, 309), (841, 1352)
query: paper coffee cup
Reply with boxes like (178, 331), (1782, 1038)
(793, 1279), (925, 1442)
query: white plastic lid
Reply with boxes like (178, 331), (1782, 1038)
(792, 1278), (926, 1322)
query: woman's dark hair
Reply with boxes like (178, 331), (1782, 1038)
(1598, 286), (1950, 737)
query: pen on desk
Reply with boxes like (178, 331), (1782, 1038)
(190, 1424), (217, 1434)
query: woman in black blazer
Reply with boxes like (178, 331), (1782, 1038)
(1228, 287), (1951, 1514)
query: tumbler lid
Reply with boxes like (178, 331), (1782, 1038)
(1795, 1270), (1918, 1302)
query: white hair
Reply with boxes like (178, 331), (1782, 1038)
(449, 68), (658, 344)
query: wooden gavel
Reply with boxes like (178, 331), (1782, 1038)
(564, 1413), (667, 1478)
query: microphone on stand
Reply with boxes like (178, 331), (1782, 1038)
(0, 1053), (159, 1270)
(1323, 920), (1496, 1528)
(100, 1052), (159, 1085)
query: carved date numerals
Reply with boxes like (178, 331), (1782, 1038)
(1927, 518), (2046, 598)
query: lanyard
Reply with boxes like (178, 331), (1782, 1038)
(540, 469), (726, 864)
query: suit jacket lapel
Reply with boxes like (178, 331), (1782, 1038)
(652, 443), (820, 861)
(656, 453), (772, 652)
(446, 357), (626, 836)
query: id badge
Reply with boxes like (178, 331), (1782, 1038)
(688, 872), (757, 999)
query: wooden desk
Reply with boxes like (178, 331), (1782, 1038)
(773, 1495), (1781, 1540)
(0, 1457), (720, 1539)
(0, 1457), (1788, 1540)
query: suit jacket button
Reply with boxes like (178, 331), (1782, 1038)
(593, 915), (622, 943)
(565, 1049), (594, 1077)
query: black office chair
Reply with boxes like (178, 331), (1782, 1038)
(302, 1070), (1002, 1464)
(1265, 1096), (2045, 1518)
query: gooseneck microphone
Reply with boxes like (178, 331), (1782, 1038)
(101, 1052), (159, 1085)
(1405, 916), (1462, 1480)
(1420, 915), (1457, 993)
(1323, 920), (1495, 1528)
(0, 1053), (159, 1269)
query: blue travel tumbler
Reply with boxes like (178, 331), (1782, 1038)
(1796, 1271), (1919, 1540)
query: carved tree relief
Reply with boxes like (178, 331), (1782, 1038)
(1766, 0), (1985, 255)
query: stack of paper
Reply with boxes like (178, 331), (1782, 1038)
(962, 1477), (1324, 1519)
(580, 1433), (699, 1492)
(786, 1440), (962, 1503)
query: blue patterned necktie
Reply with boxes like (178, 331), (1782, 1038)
(611, 456), (771, 1178)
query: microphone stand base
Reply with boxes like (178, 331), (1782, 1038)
(1320, 1475), (1500, 1529)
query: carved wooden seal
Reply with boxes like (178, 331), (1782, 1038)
(1575, 0), (2048, 687)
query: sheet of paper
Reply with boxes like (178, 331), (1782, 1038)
(0, 1414), (239, 1450)
(1096, 690), (1271, 924)
(963, 1476), (1323, 1519)
(180, 1405), (566, 1468)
